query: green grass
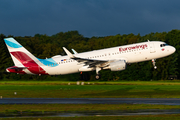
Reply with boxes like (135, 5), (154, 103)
(1, 115), (180, 120)
(0, 104), (180, 112)
(0, 104), (180, 120)
(0, 81), (180, 98)
(1, 80), (180, 85)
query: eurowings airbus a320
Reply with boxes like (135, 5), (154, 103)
(4, 38), (176, 79)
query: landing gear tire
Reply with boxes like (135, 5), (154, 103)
(95, 74), (101, 80)
(154, 66), (157, 69)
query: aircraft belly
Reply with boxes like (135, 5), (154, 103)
(44, 63), (82, 75)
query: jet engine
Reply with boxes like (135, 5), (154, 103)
(109, 60), (126, 71)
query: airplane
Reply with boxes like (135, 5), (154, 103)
(4, 37), (176, 79)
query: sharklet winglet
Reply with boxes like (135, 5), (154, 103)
(63, 47), (75, 58)
(72, 49), (78, 54)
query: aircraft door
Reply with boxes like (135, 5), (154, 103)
(149, 43), (156, 53)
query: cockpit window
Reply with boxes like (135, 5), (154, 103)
(160, 44), (168, 47)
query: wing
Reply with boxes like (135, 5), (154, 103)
(63, 47), (109, 67)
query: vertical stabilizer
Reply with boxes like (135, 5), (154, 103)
(4, 38), (37, 67)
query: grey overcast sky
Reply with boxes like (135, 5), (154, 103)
(0, 0), (180, 37)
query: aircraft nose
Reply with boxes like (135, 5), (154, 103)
(171, 46), (176, 54)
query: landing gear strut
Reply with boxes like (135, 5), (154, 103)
(95, 67), (101, 79)
(152, 59), (157, 69)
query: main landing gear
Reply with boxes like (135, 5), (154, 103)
(95, 67), (101, 80)
(152, 59), (157, 69)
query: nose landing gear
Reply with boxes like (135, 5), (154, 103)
(152, 59), (157, 69)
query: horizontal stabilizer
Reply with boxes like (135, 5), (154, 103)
(8, 67), (27, 69)
(6, 66), (27, 74)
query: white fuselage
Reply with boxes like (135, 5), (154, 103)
(24, 41), (175, 75)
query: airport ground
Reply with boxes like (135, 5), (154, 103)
(1, 81), (180, 98)
(1, 81), (180, 119)
(1, 115), (180, 120)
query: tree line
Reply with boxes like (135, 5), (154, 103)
(0, 30), (179, 81)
